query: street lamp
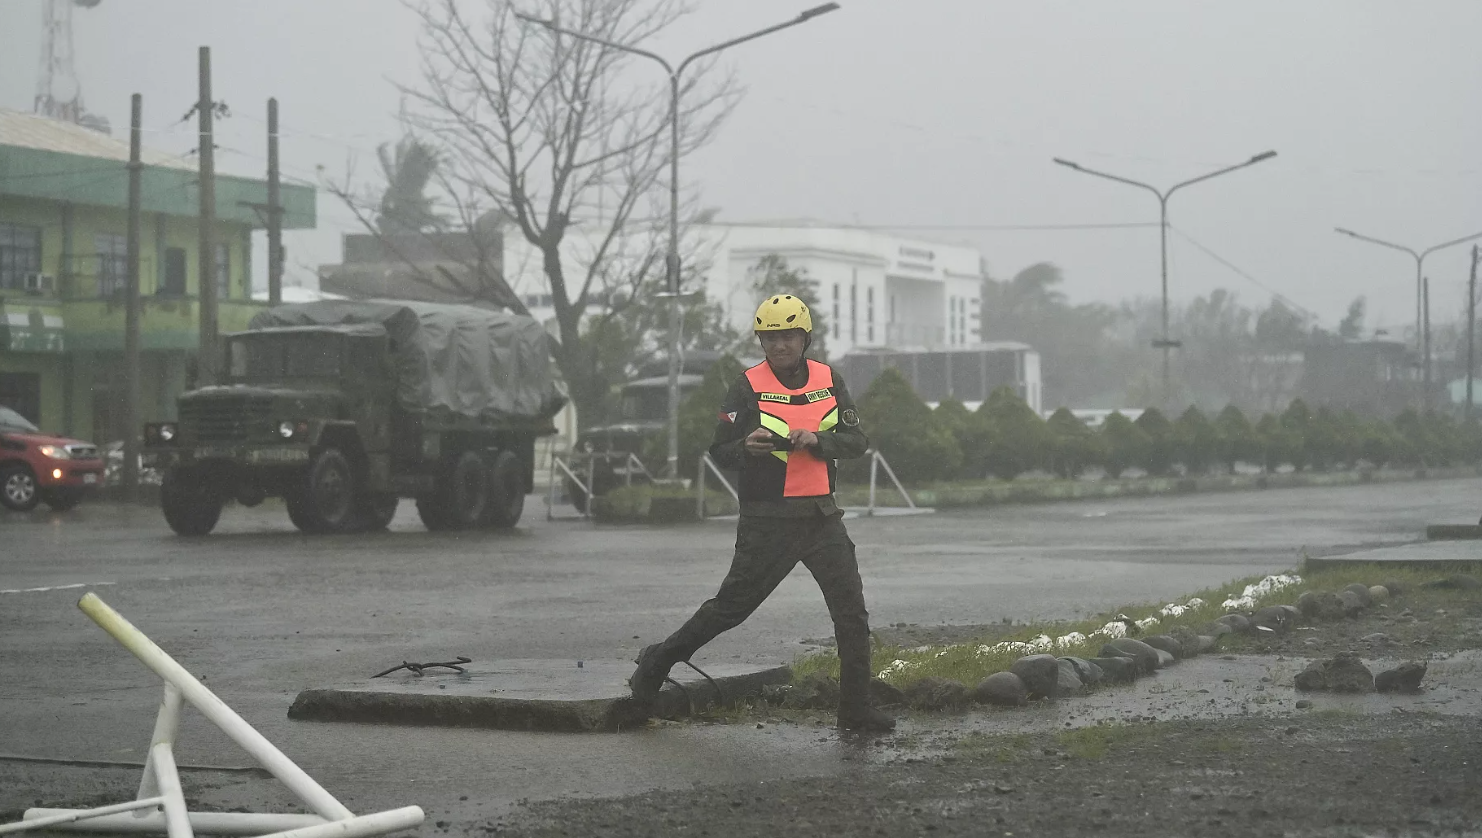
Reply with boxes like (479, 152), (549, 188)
(518, 3), (841, 480)
(1053, 151), (1277, 407)
(1333, 227), (1482, 409)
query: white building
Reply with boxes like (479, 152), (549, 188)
(499, 220), (985, 358)
(693, 222), (984, 357)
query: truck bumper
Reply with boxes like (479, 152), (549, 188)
(144, 446), (311, 469)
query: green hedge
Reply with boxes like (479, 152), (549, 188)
(839, 377), (1482, 486)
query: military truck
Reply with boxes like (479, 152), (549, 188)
(143, 300), (566, 536)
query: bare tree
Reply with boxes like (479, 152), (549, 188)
(336, 0), (738, 430)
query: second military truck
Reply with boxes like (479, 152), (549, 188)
(144, 300), (566, 536)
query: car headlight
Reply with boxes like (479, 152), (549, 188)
(159, 424), (177, 442)
(279, 421), (308, 440)
(38, 445), (72, 460)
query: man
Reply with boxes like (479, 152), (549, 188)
(628, 294), (894, 732)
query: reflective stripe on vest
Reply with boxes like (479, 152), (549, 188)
(745, 359), (838, 497)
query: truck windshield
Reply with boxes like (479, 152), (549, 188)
(620, 388), (675, 422)
(229, 334), (342, 380)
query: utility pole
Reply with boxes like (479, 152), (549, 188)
(267, 97), (283, 305)
(196, 46), (219, 385)
(1467, 245), (1478, 424)
(123, 93), (143, 502)
(1423, 276), (1432, 411)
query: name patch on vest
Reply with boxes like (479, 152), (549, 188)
(758, 392), (791, 404)
(804, 388), (833, 403)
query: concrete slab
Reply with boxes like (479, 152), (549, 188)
(1306, 540), (1482, 570)
(287, 659), (791, 733)
(1428, 524), (1482, 540)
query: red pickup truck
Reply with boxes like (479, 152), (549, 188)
(0, 405), (105, 512)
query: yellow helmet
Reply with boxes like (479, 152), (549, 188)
(753, 294), (813, 333)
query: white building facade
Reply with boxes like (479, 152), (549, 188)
(694, 223), (984, 357)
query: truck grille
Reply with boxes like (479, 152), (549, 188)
(181, 397), (274, 443)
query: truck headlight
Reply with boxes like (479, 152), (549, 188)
(38, 445), (72, 460)
(158, 424), (177, 442)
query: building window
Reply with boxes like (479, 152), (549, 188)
(216, 243), (231, 299)
(0, 224), (42, 291)
(160, 247), (187, 296)
(866, 287), (875, 343)
(849, 274), (858, 344)
(95, 234), (127, 297)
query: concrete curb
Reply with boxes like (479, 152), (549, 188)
(287, 665), (792, 733)
(837, 466), (1482, 512)
(1427, 524), (1482, 541)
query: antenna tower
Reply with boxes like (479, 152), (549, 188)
(34, 0), (108, 132)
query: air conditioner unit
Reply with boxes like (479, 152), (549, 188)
(22, 273), (55, 294)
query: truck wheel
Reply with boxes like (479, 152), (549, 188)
(285, 489), (324, 534)
(421, 450), (488, 531)
(481, 451), (525, 529)
(161, 468), (222, 536)
(0, 464), (40, 512)
(353, 493), (399, 532)
(298, 448), (358, 534)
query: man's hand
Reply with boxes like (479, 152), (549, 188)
(789, 429), (819, 450)
(744, 427), (776, 456)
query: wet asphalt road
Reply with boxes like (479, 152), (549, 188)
(1, 476), (1477, 826)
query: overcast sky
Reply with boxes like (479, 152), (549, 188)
(2, 0), (1479, 335)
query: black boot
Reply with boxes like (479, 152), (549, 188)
(628, 643), (674, 708)
(838, 703), (896, 732)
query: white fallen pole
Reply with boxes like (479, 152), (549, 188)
(149, 744), (193, 838)
(2, 799), (164, 835)
(24, 812), (327, 836)
(76, 594), (355, 822)
(255, 808), (425, 838)
(136, 683), (183, 805)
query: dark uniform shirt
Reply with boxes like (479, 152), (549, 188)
(707, 361), (869, 518)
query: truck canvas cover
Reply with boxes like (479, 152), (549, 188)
(248, 300), (566, 423)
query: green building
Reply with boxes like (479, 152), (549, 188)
(0, 109), (315, 443)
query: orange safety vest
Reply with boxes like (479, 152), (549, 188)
(744, 359), (842, 498)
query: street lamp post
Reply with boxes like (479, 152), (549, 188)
(518, 3), (840, 480)
(1333, 227), (1482, 409)
(1053, 151), (1277, 407)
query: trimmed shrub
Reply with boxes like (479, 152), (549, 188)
(980, 386), (1052, 481)
(1046, 407), (1104, 479)
(934, 398), (995, 480)
(1256, 412), (1300, 473)
(1100, 411), (1149, 478)
(1172, 406), (1219, 476)
(1133, 408), (1176, 476)
(848, 367), (961, 484)
(1214, 405), (1263, 472)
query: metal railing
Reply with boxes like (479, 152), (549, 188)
(691, 449), (921, 519)
(545, 450), (654, 521)
(866, 449), (917, 516)
(694, 453), (739, 519)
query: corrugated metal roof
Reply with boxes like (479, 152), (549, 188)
(0, 108), (194, 170)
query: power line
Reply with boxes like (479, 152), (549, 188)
(1167, 225), (1321, 322)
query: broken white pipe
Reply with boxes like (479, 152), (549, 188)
(1, 799), (165, 835)
(137, 683), (183, 805)
(75, 593), (355, 822)
(23, 812), (327, 836)
(254, 808), (426, 838)
(149, 744), (193, 838)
